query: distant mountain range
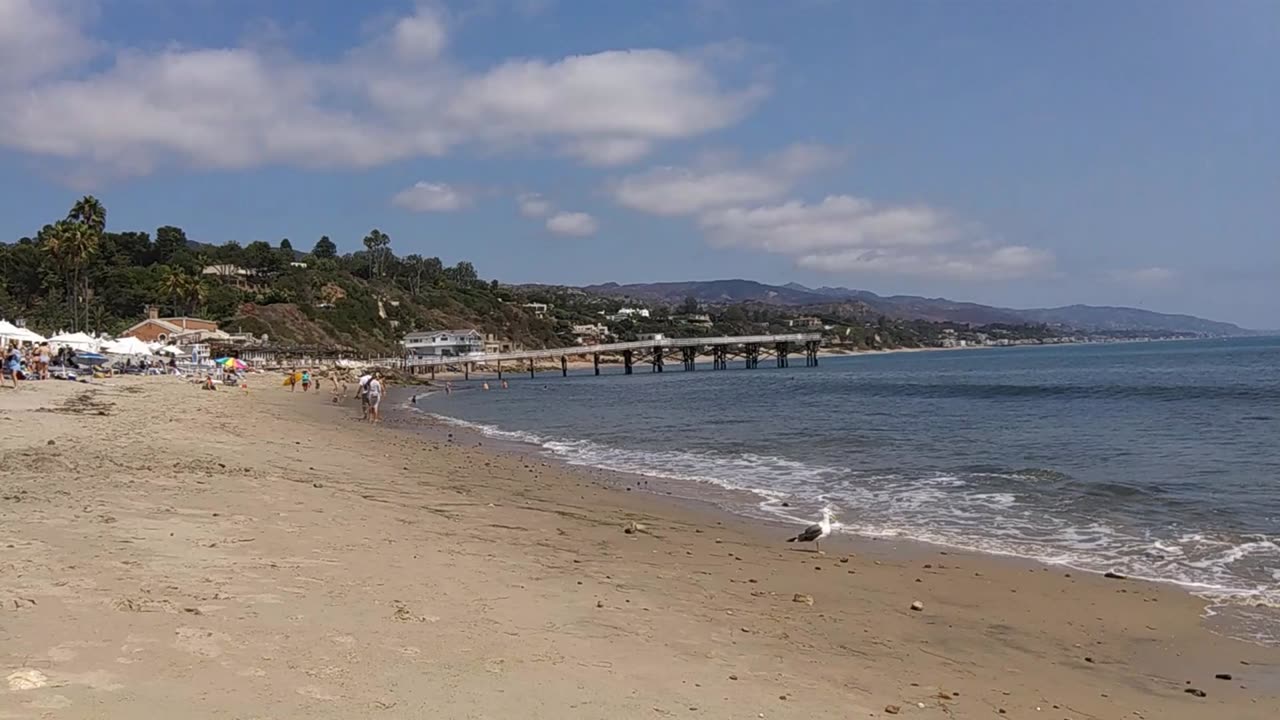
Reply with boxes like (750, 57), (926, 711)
(581, 280), (1249, 336)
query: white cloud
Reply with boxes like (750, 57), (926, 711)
(699, 195), (1053, 280)
(611, 142), (839, 216)
(546, 211), (598, 237)
(517, 192), (552, 217)
(1109, 266), (1178, 288)
(389, 7), (448, 61)
(562, 137), (653, 166)
(0, 4), (764, 179)
(392, 181), (470, 212)
(0, 0), (95, 87)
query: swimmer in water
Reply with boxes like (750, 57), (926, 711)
(482, 382), (490, 391)
(501, 380), (508, 389)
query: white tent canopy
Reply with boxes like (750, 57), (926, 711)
(153, 345), (182, 356)
(102, 336), (153, 356)
(0, 321), (44, 344)
(48, 332), (100, 351)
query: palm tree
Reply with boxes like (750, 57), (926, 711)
(362, 229), (391, 278)
(161, 269), (187, 316)
(65, 196), (105, 329)
(44, 219), (97, 330)
(68, 196), (106, 237)
(181, 276), (207, 316)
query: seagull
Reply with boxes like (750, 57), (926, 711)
(786, 508), (834, 553)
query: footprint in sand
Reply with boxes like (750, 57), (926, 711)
(173, 627), (224, 658)
(296, 685), (340, 701)
(330, 635), (356, 645)
(27, 694), (74, 710)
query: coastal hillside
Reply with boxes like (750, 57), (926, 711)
(0, 196), (1243, 355)
(584, 280), (1249, 335)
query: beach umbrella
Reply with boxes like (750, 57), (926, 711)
(217, 357), (248, 370)
(48, 332), (99, 351)
(102, 336), (153, 356)
(73, 351), (108, 366)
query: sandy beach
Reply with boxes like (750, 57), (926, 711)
(2, 376), (1277, 719)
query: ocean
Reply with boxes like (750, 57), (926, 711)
(410, 337), (1280, 643)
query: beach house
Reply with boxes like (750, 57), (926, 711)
(402, 329), (484, 357)
(121, 306), (224, 344)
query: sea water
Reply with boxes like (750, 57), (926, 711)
(413, 337), (1280, 643)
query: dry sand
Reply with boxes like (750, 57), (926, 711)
(1, 376), (1277, 719)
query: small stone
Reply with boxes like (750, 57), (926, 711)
(923, 564), (932, 568)
(312, 482), (323, 488)
(792, 593), (814, 605)
(884, 705), (901, 715)
(596, 600), (604, 608)
(1214, 673), (1233, 681)
(1085, 656), (1095, 663)
(728, 675), (738, 681)
(910, 601), (924, 612)
(46, 439), (55, 446)
(1184, 688), (1206, 697)
(1104, 571), (1127, 580)
(840, 557), (850, 563)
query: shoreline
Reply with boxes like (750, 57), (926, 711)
(398, 389), (1279, 647)
(2, 376), (1276, 718)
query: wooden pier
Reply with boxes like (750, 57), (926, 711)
(403, 333), (822, 379)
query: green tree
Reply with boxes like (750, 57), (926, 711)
(66, 196), (106, 329)
(154, 225), (188, 264)
(312, 235), (337, 259)
(362, 229), (391, 278)
(679, 295), (700, 314)
(243, 241), (282, 274)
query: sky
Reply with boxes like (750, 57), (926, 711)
(0, 0), (1276, 327)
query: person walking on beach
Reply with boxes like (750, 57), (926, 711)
(366, 373), (383, 424)
(4, 342), (21, 389)
(357, 372), (373, 419)
(301, 370), (312, 392)
(36, 342), (50, 380)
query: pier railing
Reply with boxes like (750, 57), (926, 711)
(397, 333), (823, 378)
(403, 333), (821, 368)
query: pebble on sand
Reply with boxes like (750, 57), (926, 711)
(884, 705), (901, 714)
(792, 593), (814, 605)
(910, 601), (924, 612)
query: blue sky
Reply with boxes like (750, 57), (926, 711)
(1, 0), (1276, 327)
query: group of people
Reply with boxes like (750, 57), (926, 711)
(4, 340), (56, 388)
(281, 366), (383, 424)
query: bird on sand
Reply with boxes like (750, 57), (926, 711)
(786, 508), (834, 553)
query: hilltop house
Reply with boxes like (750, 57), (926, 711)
(483, 334), (519, 354)
(402, 329), (484, 357)
(674, 313), (713, 327)
(121, 306), (226, 344)
(202, 264), (258, 291)
(605, 307), (649, 322)
(521, 302), (550, 318)
(787, 316), (824, 330)
(571, 323), (609, 345)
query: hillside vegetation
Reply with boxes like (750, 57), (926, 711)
(3, 197), (1232, 357)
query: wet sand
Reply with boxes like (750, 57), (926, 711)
(1, 375), (1276, 718)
